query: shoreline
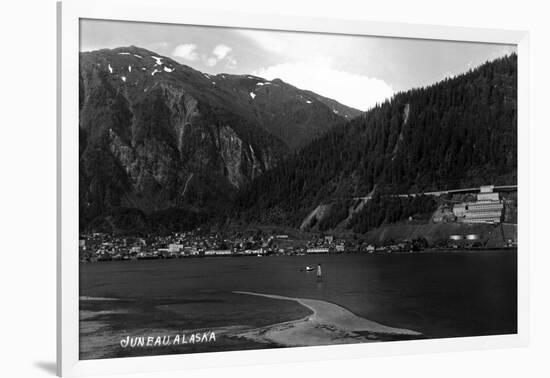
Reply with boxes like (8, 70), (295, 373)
(79, 247), (517, 264)
(231, 291), (421, 347)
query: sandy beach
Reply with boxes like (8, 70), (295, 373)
(232, 291), (421, 346)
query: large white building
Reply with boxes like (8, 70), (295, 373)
(307, 247), (329, 254)
(453, 186), (504, 224)
(204, 250), (232, 256)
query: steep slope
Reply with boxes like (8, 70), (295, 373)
(79, 46), (358, 232)
(237, 54), (518, 231)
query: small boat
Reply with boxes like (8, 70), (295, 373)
(300, 266), (315, 272)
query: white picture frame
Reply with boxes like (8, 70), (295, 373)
(57, 0), (530, 376)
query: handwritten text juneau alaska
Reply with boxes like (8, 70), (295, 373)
(120, 331), (216, 348)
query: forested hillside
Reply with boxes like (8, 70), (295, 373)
(237, 54), (517, 230)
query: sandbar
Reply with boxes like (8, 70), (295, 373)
(232, 291), (421, 346)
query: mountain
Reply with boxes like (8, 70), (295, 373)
(237, 54), (518, 232)
(203, 75), (361, 150)
(79, 46), (359, 232)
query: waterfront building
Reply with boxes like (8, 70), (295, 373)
(168, 243), (183, 253)
(307, 247), (329, 254)
(204, 250), (232, 256)
(182, 246), (199, 256)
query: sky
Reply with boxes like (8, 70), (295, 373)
(80, 19), (516, 111)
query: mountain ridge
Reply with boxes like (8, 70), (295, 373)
(79, 46), (360, 232)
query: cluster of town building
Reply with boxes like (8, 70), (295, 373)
(78, 187), (516, 263)
(78, 231), (415, 263)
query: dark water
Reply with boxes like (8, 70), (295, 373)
(80, 250), (517, 358)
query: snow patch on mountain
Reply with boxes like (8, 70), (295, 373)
(151, 56), (163, 65)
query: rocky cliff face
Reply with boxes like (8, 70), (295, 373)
(79, 46), (358, 232)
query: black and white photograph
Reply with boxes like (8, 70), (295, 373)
(77, 18), (518, 360)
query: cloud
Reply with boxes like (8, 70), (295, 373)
(205, 56), (218, 67)
(252, 61), (394, 111)
(202, 44), (237, 68)
(212, 44), (232, 60)
(171, 44), (199, 61)
(225, 56), (237, 69)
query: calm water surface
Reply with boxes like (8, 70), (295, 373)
(80, 250), (517, 341)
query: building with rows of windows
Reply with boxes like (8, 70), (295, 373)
(452, 186), (504, 224)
